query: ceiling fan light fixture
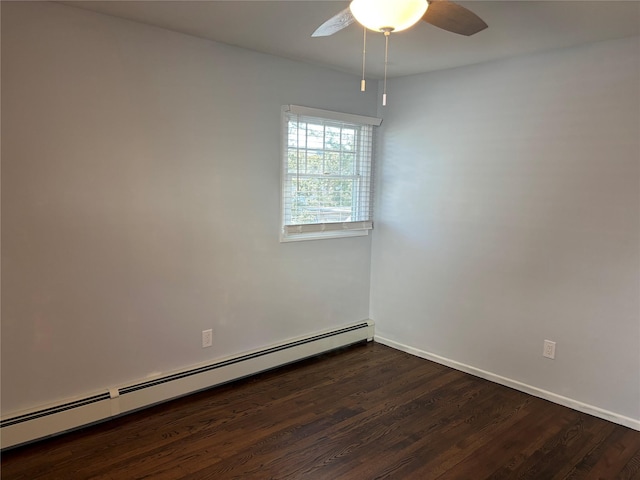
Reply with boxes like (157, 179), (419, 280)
(349, 0), (428, 33)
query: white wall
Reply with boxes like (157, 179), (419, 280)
(371, 36), (640, 423)
(1, 2), (378, 415)
(3, 0), (639, 429)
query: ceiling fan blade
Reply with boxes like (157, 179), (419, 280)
(312, 8), (356, 37)
(423, 0), (488, 36)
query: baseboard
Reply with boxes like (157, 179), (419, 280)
(0, 320), (374, 450)
(375, 335), (640, 431)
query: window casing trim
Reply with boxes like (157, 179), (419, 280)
(280, 105), (382, 242)
(280, 106), (380, 242)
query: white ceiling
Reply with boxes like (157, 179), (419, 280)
(61, 0), (640, 78)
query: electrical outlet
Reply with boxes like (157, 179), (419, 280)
(543, 340), (556, 359)
(202, 329), (213, 348)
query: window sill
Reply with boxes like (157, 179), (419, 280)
(280, 229), (370, 243)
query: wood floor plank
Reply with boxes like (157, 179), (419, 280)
(166, 351), (443, 476)
(622, 448), (640, 479)
(490, 413), (617, 480)
(54, 344), (392, 479)
(245, 373), (473, 479)
(2, 342), (639, 480)
(315, 378), (514, 479)
(580, 428), (640, 479)
(183, 356), (462, 478)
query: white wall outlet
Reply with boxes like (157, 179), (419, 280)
(202, 329), (213, 348)
(543, 340), (556, 359)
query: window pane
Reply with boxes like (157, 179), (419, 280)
(288, 148), (301, 173)
(324, 152), (341, 175)
(288, 122), (307, 148)
(341, 153), (355, 175)
(325, 126), (342, 151)
(307, 124), (324, 149)
(306, 150), (324, 174)
(341, 128), (356, 151)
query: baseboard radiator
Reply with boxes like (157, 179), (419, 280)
(1, 321), (374, 450)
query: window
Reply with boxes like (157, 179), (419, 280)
(281, 105), (381, 241)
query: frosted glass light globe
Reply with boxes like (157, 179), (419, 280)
(350, 0), (429, 33)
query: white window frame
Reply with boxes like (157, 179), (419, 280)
(280, 105), (381, 242)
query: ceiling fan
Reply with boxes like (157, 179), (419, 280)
(311, 0), (488, 105)
(312, 0), (488, 38)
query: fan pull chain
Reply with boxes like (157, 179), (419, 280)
(383, 30), (390, 106)
(361, 27), (367, 92)
(296, 116), (301, 192)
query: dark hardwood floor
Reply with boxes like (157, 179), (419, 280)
(2, 342), (639, 479)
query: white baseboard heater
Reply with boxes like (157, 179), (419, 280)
(1, 320), (374, 450)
